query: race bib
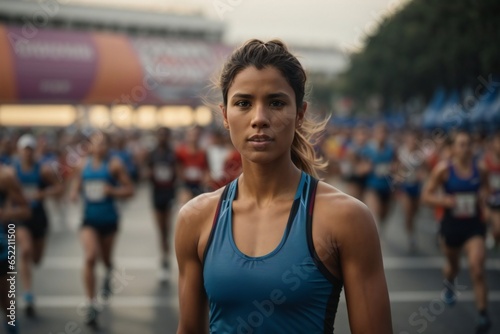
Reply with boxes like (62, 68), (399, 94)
(84, 180), (106, 202)
(154, 165), (173, 182)
(22, 185), (38, 200)
(453, 193), (476, 218)
(375, 163), (391, 177)
(489, 174), (500, 191)
(184, 166), (202, 181)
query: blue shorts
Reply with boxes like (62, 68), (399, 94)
(401, 183), (421, 198)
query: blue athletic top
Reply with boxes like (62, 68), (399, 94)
(203, 172), (343, 333)
(443, 162), (481, 220)
(362, 142), (395, 191)
(0, 155), (13, 166)
(14, 160), (45, 209)
(81, 157), (118, 224)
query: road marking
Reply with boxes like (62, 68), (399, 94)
(38, 256), (500, 270)
(17, 291), (500, 308)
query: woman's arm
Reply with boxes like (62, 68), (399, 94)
(421, 161), (454, 208)
(108, 158), (134, 199)
(175, 205), (209, 334)
(336, 199), (393, 333)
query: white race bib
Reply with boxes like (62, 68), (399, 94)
(84, 180), (106, 202)
(154, 165), (173, 182)
(375, 163), (391, 177)
(184, 166), (202, 181)
(453, 193), (477, 218)
(22, 185), (38, 200)
(489, 174), (500, 191)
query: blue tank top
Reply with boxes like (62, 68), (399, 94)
(81, 157), (118, 224)
(14, 160), (45, 209)
(203, 173), (343, 333)
(362, 142), (394, 191)
(443, 162), (481, 220)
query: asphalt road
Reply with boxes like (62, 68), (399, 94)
(10, 181), (500, 334)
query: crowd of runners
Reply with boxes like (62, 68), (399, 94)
(0, 120), (498, 333)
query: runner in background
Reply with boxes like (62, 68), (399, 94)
(397, 129), (428, 253)
(206, 130), (234, 191)
(15, 134), (63, 318)
(0, 163), (30, 334)
(422, 131), (491, 334)
(0, 133), (16, 166)
(112, 132), (140, 184)
(146, 127), (178, 285)
(340, 123), (370, 200)
(481, 131), (500, 249)
(70, 132), (134, 329)
(363, 123), (397, 229)
(175, 126), (210, 203)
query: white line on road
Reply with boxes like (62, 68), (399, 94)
(38, 256), (500, 270)
(17, 291), (500, 308)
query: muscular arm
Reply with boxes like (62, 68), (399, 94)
(421, 161), (453, 208)
(336, 199), (392, 333)
(175, 203), (209, 334)
(39, 164), (64, 198)
(109, 158), (134, 199)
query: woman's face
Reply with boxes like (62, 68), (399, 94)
(222, 66), (304, 165)
(453, 133), (472, 161)
(91, 134), (109, 158)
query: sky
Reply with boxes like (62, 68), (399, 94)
(69, 0), (410, 52)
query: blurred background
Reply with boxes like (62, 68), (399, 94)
(0, 0), (499, 333)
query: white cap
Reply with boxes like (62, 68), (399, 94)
(17, 134), (37, 150)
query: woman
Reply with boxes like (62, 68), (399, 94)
(70, 132), (134, 329)
(15, 134), (63, 318)
(0, 163), (30, 334)
(397, 129), (427, 253)
(147, 127), (178, 284)
(340, 123), (370, 200)
(175, 39), (392, 333)
(422, 131), (491, 333)
(362, 123), (397, 228)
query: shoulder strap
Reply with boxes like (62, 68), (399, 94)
(305, 177), (343, 285)
(202, 183), (232, 265)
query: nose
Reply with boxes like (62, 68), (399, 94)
(250, 103), (270, 129)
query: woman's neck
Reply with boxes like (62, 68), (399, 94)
(238, 157), (302, 206)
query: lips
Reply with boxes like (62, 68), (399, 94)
(248, 134), (273, 142)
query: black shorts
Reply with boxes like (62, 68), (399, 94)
(81, 220), (118, 237)
(343, 175), (367, 187)
(152, 187), (176, 212)
(368, 188), (392, 203)
(18, 207), (48, 239)
(439, 216), (487, 248)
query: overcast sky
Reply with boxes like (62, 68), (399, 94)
(70, 0), (409, 52)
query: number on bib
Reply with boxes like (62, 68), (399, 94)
(453, 193), (476, 218)
(84, 180), (106, 202)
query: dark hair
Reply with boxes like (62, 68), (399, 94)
(218, 39), (326, 178)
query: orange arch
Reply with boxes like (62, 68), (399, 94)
(0, 25), (18, 102)
(84, 32), (144, 104)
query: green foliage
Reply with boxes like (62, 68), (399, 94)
(340, 0), (500, 104)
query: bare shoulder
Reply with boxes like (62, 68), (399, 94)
(176, 187), (227, 258)
(314, 181), (377, 238)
